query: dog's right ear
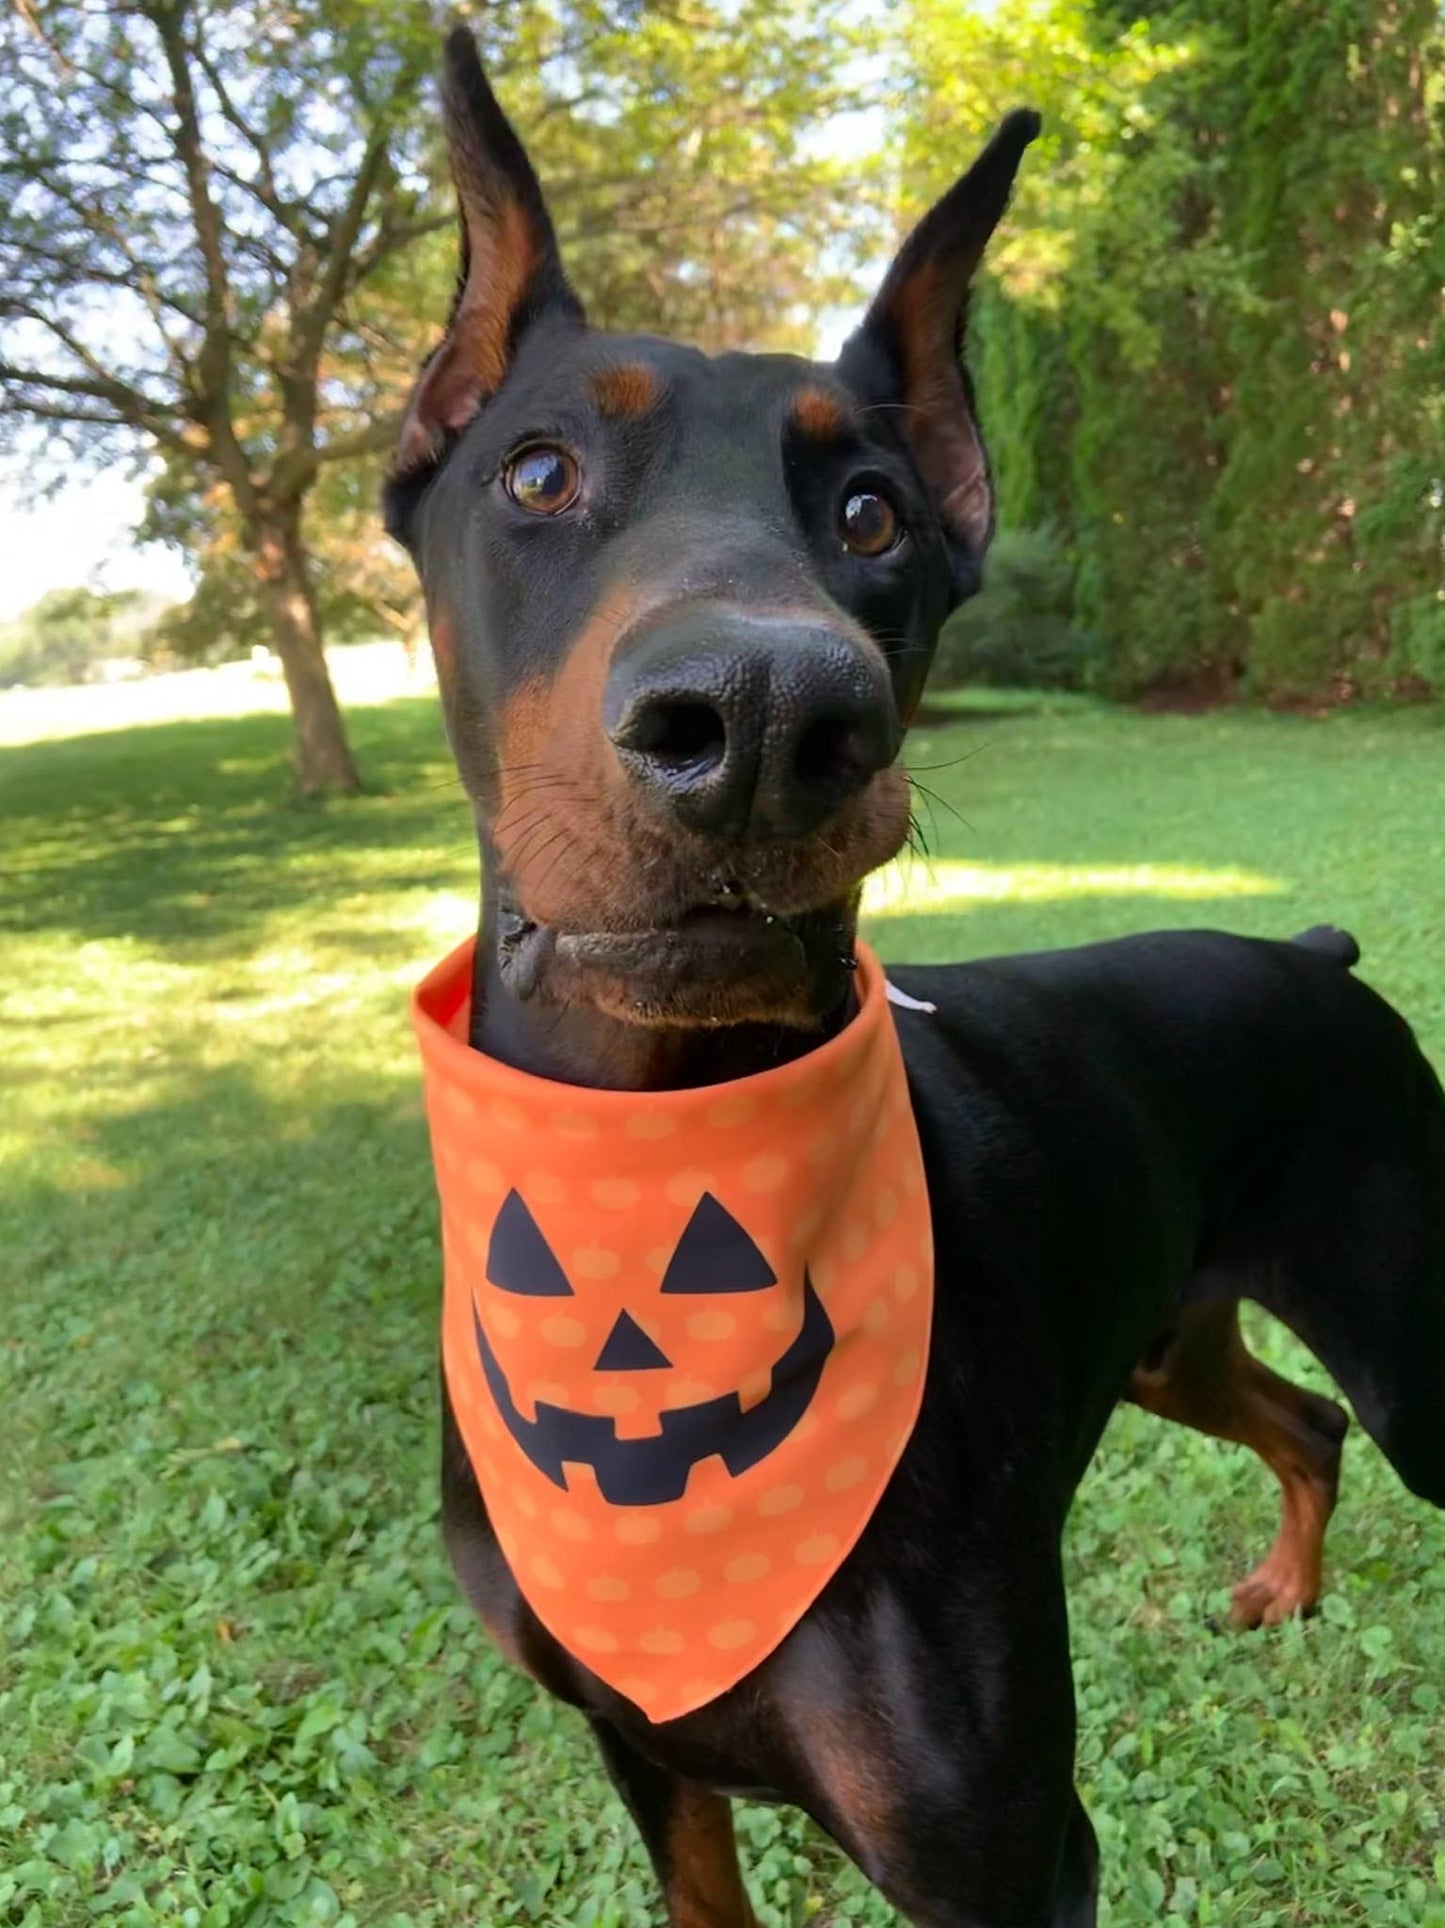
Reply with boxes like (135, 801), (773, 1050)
(838, 110), (1038, 595)
(390, 29), (582, 492)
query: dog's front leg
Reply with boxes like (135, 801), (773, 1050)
(589, 1717), (758, 1928)
(762, 1552), (1096, 1928)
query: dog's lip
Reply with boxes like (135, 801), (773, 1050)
(555, 906), (804, 980)
(508, 894), (788, 954)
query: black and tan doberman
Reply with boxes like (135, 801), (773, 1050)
(384, 30), (1445, 1925)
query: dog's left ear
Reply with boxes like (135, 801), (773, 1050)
(839, 110), (1039, 585)
(391, 28), (584, 489)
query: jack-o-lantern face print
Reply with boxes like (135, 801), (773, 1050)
(473, 1189), (836, 1505)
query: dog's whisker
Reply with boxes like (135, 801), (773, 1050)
(908, 774), (975, 840)
(905, 741), (996, 775)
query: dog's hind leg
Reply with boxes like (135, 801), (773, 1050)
(588, 1717), (758, 1928)
(1250, 1100), (1445, 1517)
(1128, 1300), (1349, 1627)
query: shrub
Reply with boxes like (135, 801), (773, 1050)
(1389, 591), (1445, 694)
(930, 527), (1095, 691)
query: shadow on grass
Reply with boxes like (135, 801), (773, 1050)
(0, 698), (473, 964)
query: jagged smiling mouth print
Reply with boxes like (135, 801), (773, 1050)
(472, 1268), (835, 1507)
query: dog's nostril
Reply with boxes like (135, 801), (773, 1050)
(794, 713), (866, 788)
(629, 698), (727, 770)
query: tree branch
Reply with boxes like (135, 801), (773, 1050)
(5, 303), (175, 411)
(297, 131), (390, 368)
(267, 409), (402, 500)
(311, 414), (402, 467)
(3, 235), (203, 326)
(146, 0), (257, 516)
(189, 36), (303, 235)
(347, 210), (453, 287)
(0, 396), (135, 432)
(0, 357), (198, 456)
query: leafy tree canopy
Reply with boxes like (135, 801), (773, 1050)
(902, 0), (1445, 702)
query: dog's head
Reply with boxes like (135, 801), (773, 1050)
(386, 29), (1036, 1032)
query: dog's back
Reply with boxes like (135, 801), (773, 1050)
(891, 927), (1445, 1511)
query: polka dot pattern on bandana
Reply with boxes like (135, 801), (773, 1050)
(415, 938), (933, 1726)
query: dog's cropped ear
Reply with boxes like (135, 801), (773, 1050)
(392, 28), (583, 485)
(839, 110), (1039, 585)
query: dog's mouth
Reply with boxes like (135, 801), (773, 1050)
(483, 759), (910, 1028)
(495, 891), (858, 1029)
(559, 900), (801, 974)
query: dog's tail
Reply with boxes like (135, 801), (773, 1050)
(1291, 924), (1361, 969)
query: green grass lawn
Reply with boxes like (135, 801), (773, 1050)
(3, 691), (1444, 1927)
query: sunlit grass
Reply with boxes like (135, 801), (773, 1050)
(0, 640), (430, 747)
(864, 855), (1285, 915)
(3, 691), (1444, 1926)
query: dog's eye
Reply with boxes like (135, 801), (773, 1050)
(840, 488), (901, 557)
(504, 445), (580, 515)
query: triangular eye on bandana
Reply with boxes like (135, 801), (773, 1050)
(487, 1191), (573, 1296)
(662, 1194), (778, 1294)
(413, 940), (934, 1725)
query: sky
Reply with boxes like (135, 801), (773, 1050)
(0, 463), (192, 622)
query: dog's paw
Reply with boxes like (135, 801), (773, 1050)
(1229, 1555), (1319, 1629)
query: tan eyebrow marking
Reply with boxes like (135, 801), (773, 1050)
(589, 362), (664, 420)
(788, 383), (856, 440)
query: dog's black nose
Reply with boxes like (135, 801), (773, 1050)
(604, 610), (898, 841)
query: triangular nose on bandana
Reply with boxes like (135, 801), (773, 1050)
(412, 939), (934, 1725)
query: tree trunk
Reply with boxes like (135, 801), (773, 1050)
(253, 508), (361, 796)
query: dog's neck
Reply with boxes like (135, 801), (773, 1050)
(467, 899), (854, 1094)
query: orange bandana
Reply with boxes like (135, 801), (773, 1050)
(412, 939), (933, 1724)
